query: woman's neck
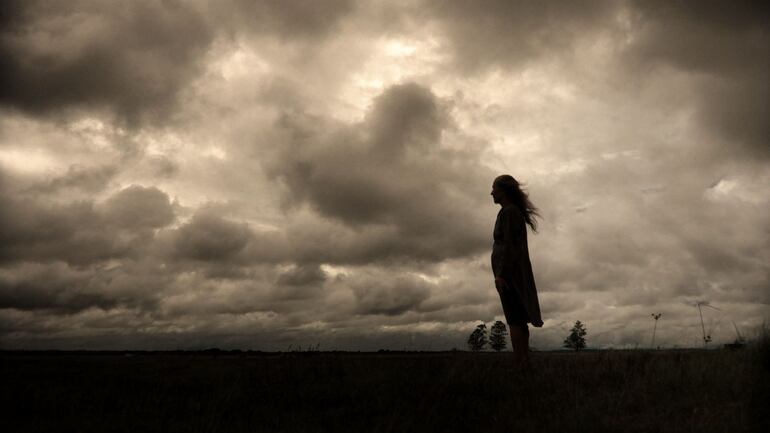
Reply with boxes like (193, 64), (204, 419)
(499, 197), (514, 208)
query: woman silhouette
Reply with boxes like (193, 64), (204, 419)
(491, 175), (543, 370)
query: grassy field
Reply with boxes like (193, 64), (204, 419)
(1, 344), (767, 433)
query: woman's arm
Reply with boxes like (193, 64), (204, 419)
(498, 206), (524, 276)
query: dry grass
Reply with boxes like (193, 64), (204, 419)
(1, 341), (767, 433)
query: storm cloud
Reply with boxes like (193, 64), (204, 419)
(428, 0), (619, 72)
(0, 0), (354, 126)
(0, 179), (175, 265)
(265, 82), (491, 262)
(0, 0), (767, 351)
(0, 0), (214, 125)
(624, 0), (770, 157)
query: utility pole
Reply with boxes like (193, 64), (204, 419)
(732, 321), (744, 343)
(696, 301), (720, 348)
(650, 313), (662, 349)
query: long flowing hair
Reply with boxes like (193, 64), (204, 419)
(494, 175), (540, 232)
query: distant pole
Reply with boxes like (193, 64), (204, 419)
(697, 302), (709, 348)
(650, 313), (662, 349)
(732, 321), (743, 342)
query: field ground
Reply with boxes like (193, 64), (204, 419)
(1, 346), (768, 433)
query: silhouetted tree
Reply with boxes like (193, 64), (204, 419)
(467, 323), (487, 351)
(563, 320), (587, 351)
(489, 321), (508, 352)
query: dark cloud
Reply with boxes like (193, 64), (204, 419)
(171, 211), (252, 261)
(0, 260), (167, 313)
(0, 176), (174, 265)
(368, 82), (446, 158)
(0, 262), (115, 312)
(428, 0), (618, 72)
(0, 193), (114, 265)
(0, 0), (214, 125)
(0, 0), (360, 126)
(624, 0), (770, 156)
(350, 275), (432, 316)
(266, 82), (492, 263)
(271, 264), (328, 301)
(100, 185), (175, 229)
(627, 0), (769, 74)
(276, 264), (327, 287)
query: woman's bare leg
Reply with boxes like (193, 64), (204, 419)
(509, 323), (530, 370)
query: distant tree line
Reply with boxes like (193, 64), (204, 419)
(468, 320), (589, 351)
(466, 321), (508, 351)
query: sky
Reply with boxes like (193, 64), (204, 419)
(0, 0), (768, 351)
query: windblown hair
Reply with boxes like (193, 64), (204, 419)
(494, 175), (540, 232)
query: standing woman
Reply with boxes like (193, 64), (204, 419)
(491, 175), (543, 370)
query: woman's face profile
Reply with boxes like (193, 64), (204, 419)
(491, 183), (506, 204)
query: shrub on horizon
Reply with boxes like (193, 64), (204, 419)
(564, 320), (588, 351)
(489, 321), (508, 352)
(467, 323), (487, 351)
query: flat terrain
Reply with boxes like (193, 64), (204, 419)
(1, 347), (767, 433)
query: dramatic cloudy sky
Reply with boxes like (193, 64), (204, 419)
(0, 0), (767, 350)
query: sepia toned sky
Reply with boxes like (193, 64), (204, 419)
(1, 0), (768, 350)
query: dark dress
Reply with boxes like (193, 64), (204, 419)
(491, 204), (543, 327)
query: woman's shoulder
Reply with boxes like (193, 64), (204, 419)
(501, 204), (525, 221)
